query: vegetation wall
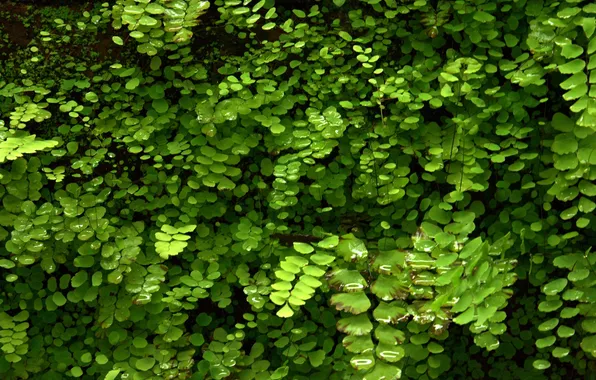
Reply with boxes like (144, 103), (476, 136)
(1, 0), (596, 379)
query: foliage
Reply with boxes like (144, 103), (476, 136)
(1, 0), (596, 379)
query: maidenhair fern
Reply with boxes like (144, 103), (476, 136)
(0, 135), (58, 164)
(1, 0), (596, 379)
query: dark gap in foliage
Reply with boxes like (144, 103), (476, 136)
(275, 0), (317, 12)
(189, 5), (249, 78)
(5, 0), (89, 6)
(272, 233), (323, 246)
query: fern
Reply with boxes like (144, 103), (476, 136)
(0, 135), (58, 163)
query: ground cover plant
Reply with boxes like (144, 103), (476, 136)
(1, 0), (596, 378)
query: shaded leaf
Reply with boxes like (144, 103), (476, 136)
(331, 292), (371, 314)
(337, 314), (373, 336)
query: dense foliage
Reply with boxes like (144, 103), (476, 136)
(1, 0), (596, 378)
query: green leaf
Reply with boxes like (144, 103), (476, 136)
(0, 259), (15, 269)
(308, 350), (326, 367)
(104, 369), (121, 380)
(137, 43), (158, 55)
(285, 256), (309, 267)
(372, 251), (404, 274)
(373, 301), (408, 324)
(371, 275), (408, 301)
(145, 3), (165, 14)
(363, 362), (402, 380)
(454, 306), (475, 325)
(557, 325), (575, 338)
(125, 77), (140, 90)
(474, 332), (500, 351)
(152, 99), (169, 114)
(270, 291), (289, 305)
(301, 265), (325, 277)
(561, 307), (580, 319)
(135, 357), (155, 371)
(71, 367), (84, 377)
(337, 314), (373, 336)
(139, 15), (158, 27)
(539, 299), (563, 312)
(440, 72), (459, 82)
(280, 261), (300, 274)
(428, 206), (451, 224)
(272, 281), (292, 291)
(583, 17), (596, 38)
(552, 347), (571, 358)
(336, 234), (368, 261)
(155, 232), (171, 241)
(551, 133), (578, 154)
(435, 252), (458, 267)
(561, 44), (584, 59)
(569, 268), (590, 282)
(552, 113), (574, 132)
(310, 253), (336, 266)
(580, 180), (596, 196)
(474, 11), (495, 23)
(277, 303), (294, 318)
(71, 271), (88, 287)
(298, 274), (322, 288)
(538, 318), (559, 332)
(533, 359), (551, 370)
(275, 270), (295, 282)
(441, 84), (454, 97)
(343, 335), (374, 353)
(582, 335), (596, 354)
(330, 292), (371, 314)
(318, 236), (339, 249)
(375, 342), (405, 362)
(553, 254), (581, 269)
(582, 318), (596, 333)
(589, 35), (596, 54)
(233, 7), (250, 15)
(53, 292), (67, 306)
(350, 353), (375, 370)
(164, 326), (183, 342)
(459, 237), (483, 259)
(560, 73), (587, 90)
(328, 269), (367, 292)
(293, 242), (314, 254)
(338, 31), (352, 41)
(375, 324), (406, 345)
(558, 59), (586, 74)
(339, 101), (353, 109)
(542, 278), (568, 295)
(536, 335), (556, 349)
